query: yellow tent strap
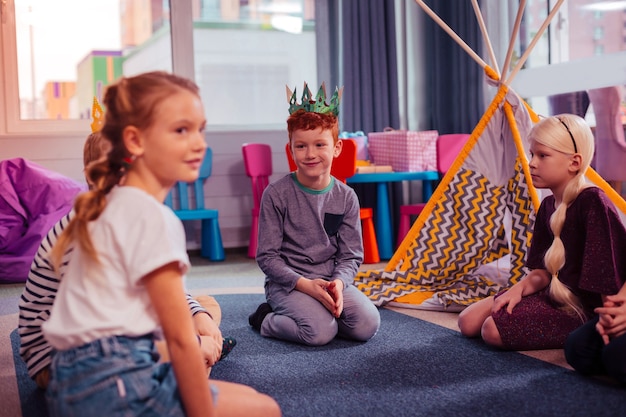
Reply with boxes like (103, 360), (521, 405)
(587, 168), (626, 214)
(504, 99), (541, 212)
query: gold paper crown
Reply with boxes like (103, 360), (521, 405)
(286, 82), (343, 116)
(90, 96), (104, 133)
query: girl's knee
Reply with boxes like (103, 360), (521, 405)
(458, 297), (493, 338)
(458, 308), (483, 337)
(480, 317), (504, 348)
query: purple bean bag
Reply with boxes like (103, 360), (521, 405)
(0, 158), (85, 283)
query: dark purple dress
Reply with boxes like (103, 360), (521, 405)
(492, 187), (626, 350)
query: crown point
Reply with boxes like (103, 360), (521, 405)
(90, 96), (104, 133)
(287, 82), (342, 116)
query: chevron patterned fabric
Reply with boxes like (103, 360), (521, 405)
(355, 86), (539, 309)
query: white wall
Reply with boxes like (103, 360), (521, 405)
(1, 26), (315, 253)
(0, 130), (292, 251)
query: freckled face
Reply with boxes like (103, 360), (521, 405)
(290, 128), (340, 189)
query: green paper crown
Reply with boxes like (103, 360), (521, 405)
(286, 82), (343, 116)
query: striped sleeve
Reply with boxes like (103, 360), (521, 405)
(186, 292), (211, 318)
(18, 212), (73, 378)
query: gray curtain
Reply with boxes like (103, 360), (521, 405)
(315, 1), (341, 94)
(423, 0), (484, 134)
(340, 0), (400, 133)
(322, 0), (401, 245)
(315, 0), (483, 246)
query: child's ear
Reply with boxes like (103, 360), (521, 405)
(122, 126), (144, 158)
(569, 153), (583, 173)
(334, 139), (343, 157)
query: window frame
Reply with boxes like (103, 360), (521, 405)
(2, 0), (625, 137)
(0, 0), (194, 137)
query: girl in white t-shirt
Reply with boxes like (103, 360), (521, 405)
(43, 71), (280, 417)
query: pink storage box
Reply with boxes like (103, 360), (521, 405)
(367, 129), (438, 172)
(339, 131), (368, 160)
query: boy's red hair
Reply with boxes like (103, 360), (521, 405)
(287, 109), (339, 143)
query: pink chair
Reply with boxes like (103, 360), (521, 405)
(242, 143), (273, 258)
(396, 133), (470, 248)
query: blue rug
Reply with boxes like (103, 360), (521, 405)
(12, 293), (626, 417)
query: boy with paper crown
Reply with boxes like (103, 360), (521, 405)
(249, 83), (381, 346)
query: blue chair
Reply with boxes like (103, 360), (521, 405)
(164, 148), (225, 261)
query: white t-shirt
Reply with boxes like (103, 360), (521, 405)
(43, 186), (190, 350)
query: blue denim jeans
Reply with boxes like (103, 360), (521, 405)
(46, 335), (217, 417)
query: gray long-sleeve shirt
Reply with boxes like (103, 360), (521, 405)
(256, 173), (364, 291)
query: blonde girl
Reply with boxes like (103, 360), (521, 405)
(458, 114), (626, 350)
(42, 71), (280, 417)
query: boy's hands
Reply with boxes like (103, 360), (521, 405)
(296, 277), (344, 318)
(326, 279), (345, 318)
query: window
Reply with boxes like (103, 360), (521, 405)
(0, 0), (316, 135)
(191, 0), (316, 129)
(511, 0), (626, 119)
(595, 44), (605, 55)
(593, 26), (604, 40)
(1, 0), (171, 133)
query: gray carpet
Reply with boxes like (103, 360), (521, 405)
(11, 293), (626, 417)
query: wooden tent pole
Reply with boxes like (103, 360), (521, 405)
(504, 0), (565, 85)
(414, 0), (488, 69)
(471, 0), (500, 77)
(502, 0), (527, 82)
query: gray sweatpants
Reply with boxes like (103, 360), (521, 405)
(261, 281), (381, 346)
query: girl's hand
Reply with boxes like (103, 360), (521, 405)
(492, 285), (523, 314)
(193, 312), (223, 355)
(198, 335), (221, 367)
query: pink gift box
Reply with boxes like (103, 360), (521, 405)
(339, 131), (368, 160)
(368, 129), (438, 172)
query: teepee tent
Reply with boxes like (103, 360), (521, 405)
(355, 0), (626, 311)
